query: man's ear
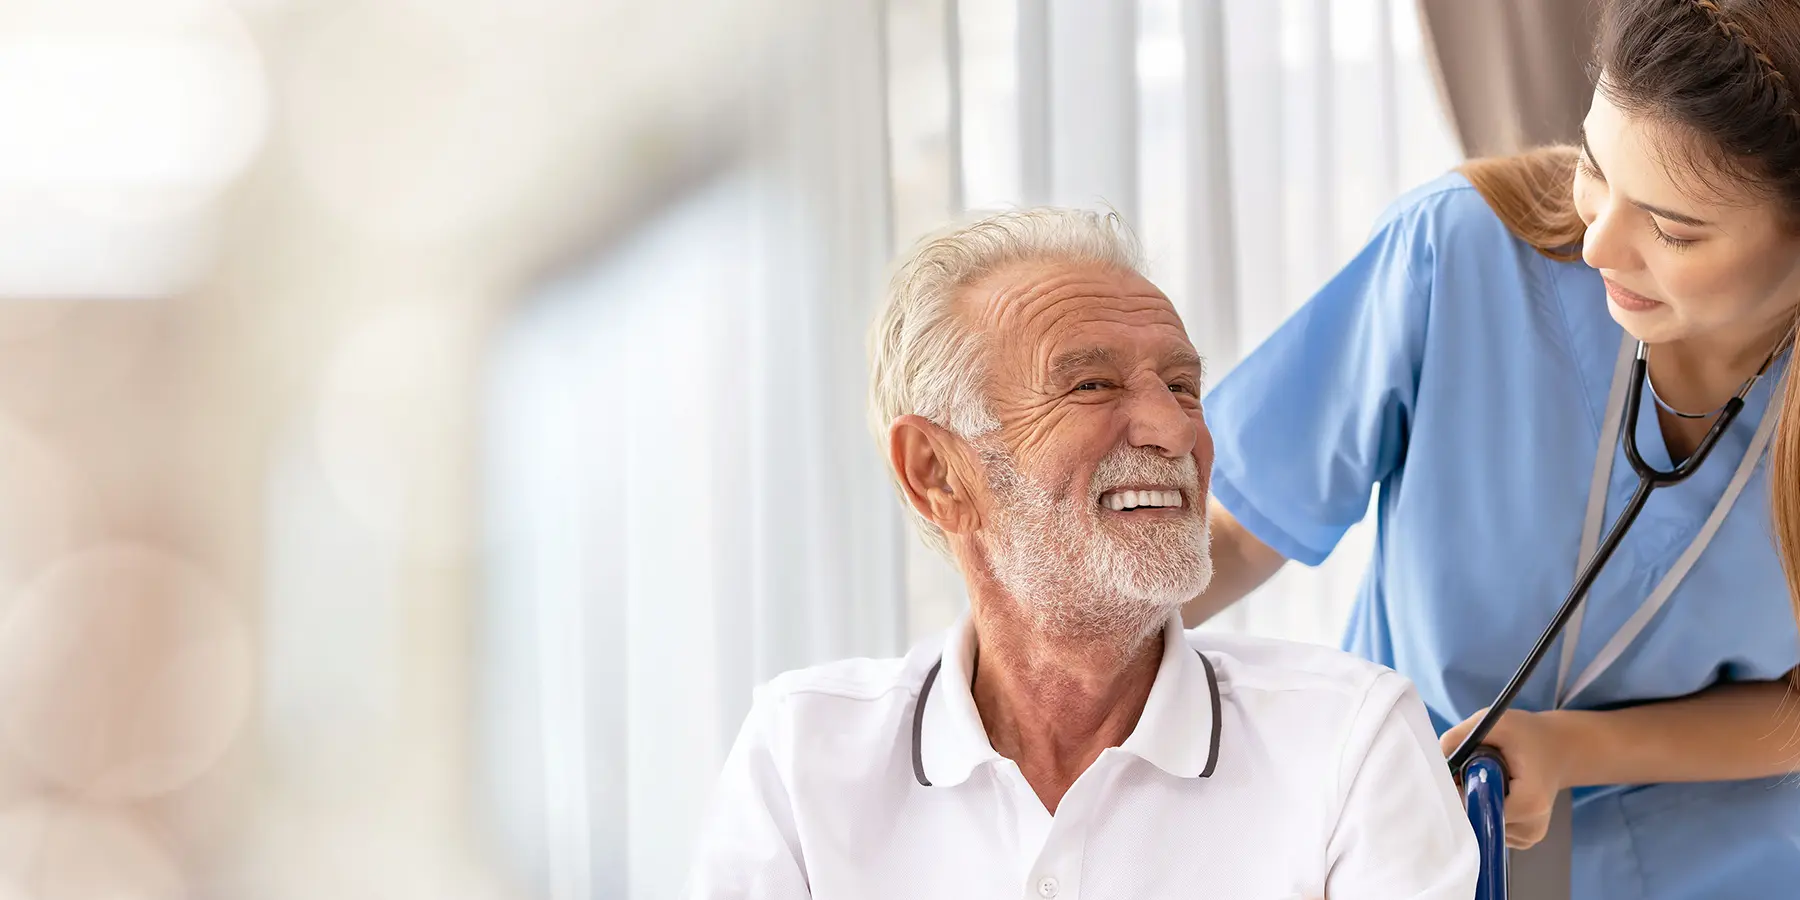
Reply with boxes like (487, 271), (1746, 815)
(887, 415), (984, 538)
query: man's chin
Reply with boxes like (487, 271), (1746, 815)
(1093, 520), (1210, 562)
(1124, 574), (1211, 609)
(1103, 550), (1212, 605)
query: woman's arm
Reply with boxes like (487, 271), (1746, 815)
(1441, 673), (1800, 848)
(1180, 498), (1289, 627)
(1557, 675), (1800, 786)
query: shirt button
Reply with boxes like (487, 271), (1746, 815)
(1037, 877), (1060, 898)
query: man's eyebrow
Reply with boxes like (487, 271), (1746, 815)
(1048, 346), (1122, 380)
(1579, 126), (1712, 228)
(1047, 346), (1205, 381)
(1163, 347), (1205, 376)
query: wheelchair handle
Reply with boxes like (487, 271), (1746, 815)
(1461, 746), (1509, 900)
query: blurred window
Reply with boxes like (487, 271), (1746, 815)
(477, 2), (1459, 896)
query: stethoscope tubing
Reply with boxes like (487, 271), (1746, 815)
(1447, 342), (1747, 771)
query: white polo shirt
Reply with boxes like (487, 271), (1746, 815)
(687, 613), (1477, 900)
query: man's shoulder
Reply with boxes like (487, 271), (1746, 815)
(1183, 629), (1409, 712)
(1184, 630), (1433, 783)
(758, 639), (940, 712)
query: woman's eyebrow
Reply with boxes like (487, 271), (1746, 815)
(1634, 200), (1710, 228)
(1580, 127), (1713, 228)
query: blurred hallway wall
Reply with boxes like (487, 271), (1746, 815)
(0, 1), (773, 897)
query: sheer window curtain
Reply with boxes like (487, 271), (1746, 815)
(480, 2), (1459, 898)
(892, 0), (1461, 644)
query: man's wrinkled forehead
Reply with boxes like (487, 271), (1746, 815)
(959, 259), (1191, 374)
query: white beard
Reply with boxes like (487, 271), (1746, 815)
(976, 443), (1213, 641)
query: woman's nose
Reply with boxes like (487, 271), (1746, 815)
(1581, 203), (1637, 273)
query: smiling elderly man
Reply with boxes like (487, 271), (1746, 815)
(687, 209), (1477, 900)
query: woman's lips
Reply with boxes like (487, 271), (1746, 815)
(1604, 278), (1664, 312)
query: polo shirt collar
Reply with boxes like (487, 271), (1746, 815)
(1119, 613), (1223, 778)
(912, 612), (1222, 787)
(913, 615), (1001, 787)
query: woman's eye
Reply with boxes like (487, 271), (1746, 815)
(1650, 221), (1697, 250)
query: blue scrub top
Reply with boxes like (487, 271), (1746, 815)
(1204, 173), (1800, 899)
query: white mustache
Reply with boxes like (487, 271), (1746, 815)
(1089, 449), (1199, 498)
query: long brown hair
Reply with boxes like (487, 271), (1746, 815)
(1461, 0), (1800, 625)
(1460, 147), (1586, 263)
(1778, 365), (1800, 609)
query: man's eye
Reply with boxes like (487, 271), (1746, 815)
(1075, 381), (1106, 391)
(1169, 382), (1198, 395)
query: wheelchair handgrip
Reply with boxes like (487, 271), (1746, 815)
(1461, 747), (1509, 900)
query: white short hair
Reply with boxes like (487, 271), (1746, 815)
(867, 207), (1146, 557)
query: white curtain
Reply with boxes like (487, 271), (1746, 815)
(479, 1), (1460, 897)
(892, 0), (1461, 644)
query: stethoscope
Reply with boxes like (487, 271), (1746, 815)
(1446, 336), (1784, 771)
(1448, 334), (1787, 900)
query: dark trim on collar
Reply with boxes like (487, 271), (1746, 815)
(910, 648), (1222, 787)
(912, 659), (942, 786)
(1198, 649), (1222, 778)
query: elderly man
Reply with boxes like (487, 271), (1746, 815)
(687, 209), (1477, 899)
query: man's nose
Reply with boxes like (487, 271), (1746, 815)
(1124, 381), (1197, 459)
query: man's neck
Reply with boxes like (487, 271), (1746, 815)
(966, 593), (1165, 814)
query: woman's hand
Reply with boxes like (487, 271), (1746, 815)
(1441, 708), (1583, 849)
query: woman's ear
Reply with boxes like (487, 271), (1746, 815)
(887, 415), (984, 538)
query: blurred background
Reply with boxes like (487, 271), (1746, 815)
(0, 0), (1597, 898)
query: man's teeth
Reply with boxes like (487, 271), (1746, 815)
(1103, 489), (1185, 511)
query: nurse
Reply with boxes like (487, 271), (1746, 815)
(1188, 1), (1800, 898)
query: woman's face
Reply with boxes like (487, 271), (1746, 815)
(1574, 88), (1800, 350)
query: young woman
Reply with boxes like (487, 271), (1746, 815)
(1190, 2), (1800, 897)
